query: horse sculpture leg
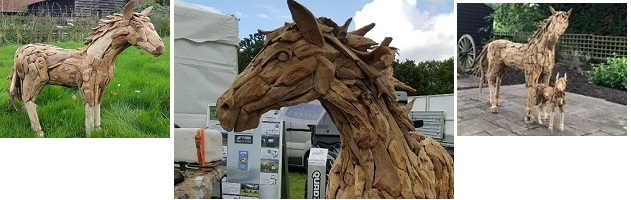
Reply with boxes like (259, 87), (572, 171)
(559, 105), (565, 132)
(24, 101), (44, 137)
(541, 71), (552, 120)
(84, 104), (95, 137)
(525, 85), (536, 124)
(495, 74), (502, 107)
(548, 104), (556, 131)
(487, 76), (498, 113)
(537, 102), (547, 124)
(95, 103), (101, 130)
(94, 88), (105, 131)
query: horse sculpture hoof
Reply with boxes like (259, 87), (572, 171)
(548, 126), (553, 131)
(490, 106), (498, 113)
(524, 116), (534, 124)
(37, 131), (45, 138)
(559, 126), (564, 132)
(538, 119), (543, 124)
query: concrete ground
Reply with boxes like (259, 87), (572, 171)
(457, 75), (627, 136)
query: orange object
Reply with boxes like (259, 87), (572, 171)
(195, 129), (207, 173)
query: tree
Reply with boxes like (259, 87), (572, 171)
(392, 58), (454, 96)
(490, 3), (627, 36)
(489, 3), (546, 33)
(238, 33), (265, 73)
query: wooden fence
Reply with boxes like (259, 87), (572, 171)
(493, 32), (627, 62)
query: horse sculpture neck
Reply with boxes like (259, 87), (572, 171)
(81, 16), (132, 66)
(526, 19), (558, 50)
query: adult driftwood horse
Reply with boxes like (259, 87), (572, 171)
(216, 0), (453, 198)
(473, 6), (571, 123)
(7, 0), (165, 137)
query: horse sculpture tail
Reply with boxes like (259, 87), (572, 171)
(7, 67), (21, 111)
(471, 44), (490, 93)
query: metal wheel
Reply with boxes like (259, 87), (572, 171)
(457, 34), (476, 72)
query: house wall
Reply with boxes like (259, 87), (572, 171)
(26, 0), (126, 17)
(74, 0), (126, 17)
(27, 0), (74, 16)
(457, 3), (494, 50)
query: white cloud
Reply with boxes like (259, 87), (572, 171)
(256, 14), (271, 20)
(186, 3), (223, 14)
(353, 0), (455, 62)
(235, 12), (247, 18)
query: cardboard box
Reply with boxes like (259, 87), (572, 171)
(307, 148), (328, 199)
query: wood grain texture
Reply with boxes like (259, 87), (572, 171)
(6, 0), (164, 137)
(216, 0), (453, 198)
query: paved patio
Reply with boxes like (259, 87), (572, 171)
(457, 75), (627, 136)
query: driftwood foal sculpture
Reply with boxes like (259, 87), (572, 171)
(217, 0), (453, 198)
(473, 6), (571, 123)
(535, 73), (567, 131)
(7, 0), (164, 137)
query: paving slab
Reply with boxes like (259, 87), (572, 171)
(457, 77), (627, 136)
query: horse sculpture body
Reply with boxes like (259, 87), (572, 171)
(216, 0), (453, 198)
(473, 6), (571, 123)
(7, 0), (164, 137)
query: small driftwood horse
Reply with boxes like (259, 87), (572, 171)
(217, 0), (453, 198)
(7, 0), (164, 137)
(535, 73), (567, 131)
(473, 6), (571, 123)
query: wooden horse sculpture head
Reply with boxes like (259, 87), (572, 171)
(7, 0), (164, 137)
(85, 0), (165, 56)
(528, 6), (572, 49)
(217, 0), (453, 198)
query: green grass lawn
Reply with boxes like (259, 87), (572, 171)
(288, 167), (307, 199)
(0, 38), (170, 138)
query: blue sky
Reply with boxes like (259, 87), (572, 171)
(176, 0), (455, 62)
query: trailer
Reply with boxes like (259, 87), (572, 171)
(408, 94), (454, 156)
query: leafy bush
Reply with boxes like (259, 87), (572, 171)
(589, 56), (627, 90)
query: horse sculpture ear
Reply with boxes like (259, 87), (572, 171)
(549, 6), (556, 14)
(567, 8), (573, 17)
(258, 29), (273, 35)
(287, 0), (324, 47)
(123, 0), (135, 20)
(564, 73), (567, 80)
(556, 72), (560, 80)
(140, 6), (154, 16)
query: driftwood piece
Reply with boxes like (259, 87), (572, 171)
(472, 6), (571, 123)
(216, 0), (453, 198)
(6, 0), (165, 137)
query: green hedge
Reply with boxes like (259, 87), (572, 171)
(589, 56), (627, 90)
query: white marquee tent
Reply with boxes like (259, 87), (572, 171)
(174, 1), (239, 128)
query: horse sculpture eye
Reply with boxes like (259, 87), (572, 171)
(278, 51), (289, 62)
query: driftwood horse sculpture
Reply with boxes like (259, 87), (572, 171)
(535, 73), (567, 131)
(217, 0), (453, 198)
(7, 0), (164, 137)
(473, 6), (571, 123)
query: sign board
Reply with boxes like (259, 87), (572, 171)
(221, 110), (284, 199)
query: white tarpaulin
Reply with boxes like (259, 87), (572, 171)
(174, 1), (238, 128)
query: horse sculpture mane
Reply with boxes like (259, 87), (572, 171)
(217, 0), (453, 198)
